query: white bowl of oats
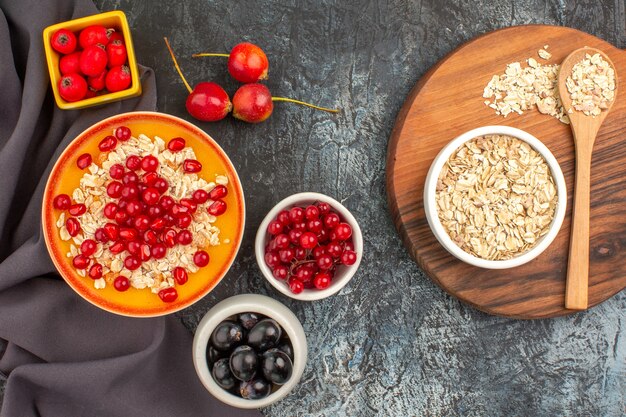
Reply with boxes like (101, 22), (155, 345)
(424, 126), (567, 269)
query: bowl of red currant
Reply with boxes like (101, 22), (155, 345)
(255, 192), (362, 300)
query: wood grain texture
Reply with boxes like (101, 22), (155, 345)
(387, 25), (626, 319)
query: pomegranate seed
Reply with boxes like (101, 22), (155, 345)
(163, 214), (176, 226)
(208, 200), (227, 216)
(209, 185), (228, 200)
(125, 155), (142, 170)
(326, 241), (343, 258)
(177, 230), (193, 245)
(124, 200), (142, 216)
(119, 227), (138, 241)
(109, 241), (126, 254)
(77, 153), (92, 170)
(147, 206), (163, 218)
(98, 135), (117, 151)
(167, 137), (185, 152)
(151, 243), (167, 259)
(192, 189), (209, 204)
(170, 204), (189, 217)
(104, 223), (119, 240)
(273, 265), (289, 280)
(114, 210), (128, 225)
(274, 234), (290, 249)
(317, 202), (331, 215)
(289, 207), (305, 223)
(68, 203), (86, 216)
(180, 198), (197, 213)
(159, 196), (175, 211)
(153, 178), (169, 194)
(334, 223), (352, 241)
(109, 163), (125, 179)
(133, 215), (150, 231)
(141, 155), (159, 172)
(183, 159), (202, 173)
(313, 272), (332, 290)
(278, 248), (295, 264)
(267, 220), (283, 235)
(150, 217), (166, 231)
(317, 254), (334, 270)
(305, 205), (320, 220)
(323, 213), (340, 229)
(72, 254), (90, 269)
(114, 276), (130, 291)
(124, 255), (140, 270)
(53, 194), (72, 210)
(158, 287), (178, 303)
(88, 263), (103, 279)
(127, 240), (141, 255)
(103, 202), (118, 219)
(277, 210), (291, 226)
(106, 181), (123, 198)
(122, 171), (139, 185)
(141, 187), (160, 206)
(142, 172), (158, 186)
(299, 232), (318, 249)
(288, 229), (303, 245)
(177, 213), (192, 229)
(173, 267), (188, 285)
(80, 239), (97, 256)
(94, 227), (108, 242)
(121, 184), (139, 200)
(193, 250), (210, 267)
(115, 126), (131, 141)
(288, 278), (304, 294)
(162, 228), (177, 247)
(66, 218), (81, 237)
(341, 250), (357, 266)
(138, 243), (151, 262)
(143, 229), (158, 245)
(307, 219), (323, 233)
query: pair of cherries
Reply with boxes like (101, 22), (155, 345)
(163, 38), (338, 123)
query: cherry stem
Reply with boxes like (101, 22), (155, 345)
(192, 52), (230, 58)
(163, 37), (192, 94)
(272, 97), (340, 113)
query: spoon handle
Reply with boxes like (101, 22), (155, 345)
(566, 143), (592, 310)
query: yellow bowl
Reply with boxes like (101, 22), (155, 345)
(42, 10), (141, 110)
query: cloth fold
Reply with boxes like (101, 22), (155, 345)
(0, 0), (260, 416)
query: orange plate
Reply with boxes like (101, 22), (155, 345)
(42, 112), (245, 317)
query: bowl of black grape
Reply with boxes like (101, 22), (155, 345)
(192, 294), (307, 408)
(255, 192), (363, 301)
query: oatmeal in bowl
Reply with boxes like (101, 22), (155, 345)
(43, 112), (245, 316)
(424, 126), (567, 269)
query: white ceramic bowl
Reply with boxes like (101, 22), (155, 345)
(424, 126), (567, 269)
(255, 192), (363, 301)
(192, 294), (307, 409)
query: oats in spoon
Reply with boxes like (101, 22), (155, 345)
(565, 53), (616, 117)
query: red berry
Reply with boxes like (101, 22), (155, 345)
(267, 220), (283, 235)
(299, 232), (318, 249)
(192, 189), (209, 204)
(232, 83), (273, 123)
(94, 228), (108, 242)
(273, 234), (290, 249)
(167, 137), (185, 152)
(305, 205), (320, 220)
(99, 135), (117, 152)
(208, 200), (227, 216)
(288, 277), (304, 294)
(264, 251), (280, 268)
(317, 228), (330, 243)
(193, 250), (210, 267)
(326, 241), (343, 258)
(209, 185), (228, 200)
(106, 40), (127, 67)
(289, 207), (305, 223)
(108, 30), (124, 44)
(72, 254), (90, 269)
(66, 217), (81, 237)
(109, 163), (125, 179)
(58, 73), (88, 102)
(125, 155), (142, 170)
(141, 187), (160, 206)
(119, 227), (138, 241)
(80, 239), (97, 256)
(295, 265), (314, 283)
(173, 267), (188, 285)
(334, 223), (352, 241)
(227, 43), (269, 83)
(158, 287), (178, 303)
(88, 263), (103, 279)
(105, 65), (132, 92)
(276, 210), (291, 226)
(79, 25), (109, 49)
(186, 82), (232, 122)
(53, 194), (71, 210)
(312, 246), (326, 259)
(114, 275), (130, 291)
(341, 250), (357, 266)
(278, 248), (295, 264)
(87, 71), (107, 92)
(317, 202), (331, 215)
(141, 155), (159, 172)
(68, 203), (86, 216)
(313, 272), (332, 290)
(151, 243), (167, 259)
(307, 219), (323, 233)
(183, 159), (202, 173)
(288, 229), (303, 245)
(51, 28), (77, 54)
(294, 247), (307, 260)
(115, 126), (131, 141)
(124, 255), (140, 270)
(80, 45), (108, 77)
(323, 213), (340, 229)
(273, 265), (289, 280)
(109, 240), (126, 254)
(59, 52), (81, 75)
(317, 254), (334, 270)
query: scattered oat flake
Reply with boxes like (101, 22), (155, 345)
(538, 49), (552, 60)
(565, 53), (616, 117)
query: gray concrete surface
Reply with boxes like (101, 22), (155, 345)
(3, 0), (625, 415)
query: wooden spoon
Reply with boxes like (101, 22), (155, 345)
(558, 47), (618, 310)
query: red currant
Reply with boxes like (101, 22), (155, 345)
(273, 265), (289, 280)
(341, 250), (357, 266)
(299, 232), (318, 249)
(305, 205), (320, 220)
(267, 220), (283, 235)
(288, 277), (304, 294)
(313, 272), (332, 290)
(288, 207), (304, 223)
(333, 223), (353, 241)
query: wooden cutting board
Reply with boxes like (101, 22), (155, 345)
(387, 25), (626, 319)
